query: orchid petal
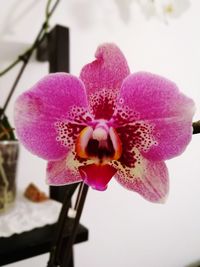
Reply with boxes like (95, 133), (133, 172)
(80, 43), (130, 119)
(114, 72), (195, 160)
(79, 164), (117, 191)
(47, 151), (82, 185)
(14, 73), (89, 160)
(114, 151), (169, 203)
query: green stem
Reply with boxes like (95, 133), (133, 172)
(0, 0), (60, 78)
(0, 58), (21, 77)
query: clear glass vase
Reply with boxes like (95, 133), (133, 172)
(0, 141), (19, 212)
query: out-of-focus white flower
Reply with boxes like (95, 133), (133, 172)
(136, 0), (190, 20)
(154, 0), (191, 20)
(67, 0), (97, 28)
(136, 0), (156, 19)
(66, 0), (191, 27)
(114, 0), (134, 22)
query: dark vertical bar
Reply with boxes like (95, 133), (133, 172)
(61, 184), (88, 267)
(46, 24), (76, 267)
(46, 25), (71, 203)
(48, 25), (70, 73)
(50, 183), (78, 203)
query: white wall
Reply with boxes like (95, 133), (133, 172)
(1, 1), (200, 266)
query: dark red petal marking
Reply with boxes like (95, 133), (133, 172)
(55, 121), (85, 148)
(55, 106), (93, 148)
(116, 122), (157, 168)
(111, 100), (140, 126)
(89, 88), (118, 119)
(67, 106), (93, 124)
(80, 43), (130, 120)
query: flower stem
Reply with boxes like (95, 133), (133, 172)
(47, 184), (77, 266)
(61, 183), (89, 267)
(0, 56), (30, 121)
(0, 0), (60, 77)
(0, 58), (21, 77)
(0, 0), (60, 121)
(47, 183), (89, 267)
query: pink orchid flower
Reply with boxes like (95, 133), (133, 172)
(14, 43), (195, 203)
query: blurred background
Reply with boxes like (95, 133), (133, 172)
(0, 0), (200, 266)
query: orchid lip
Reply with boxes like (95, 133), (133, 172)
(79, 163), (117, 191)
